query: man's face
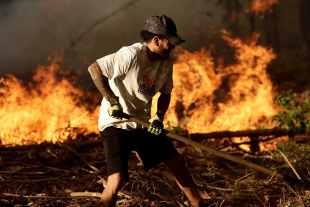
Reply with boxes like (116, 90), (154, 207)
(156, 38), (175, 58)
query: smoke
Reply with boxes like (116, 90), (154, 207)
(0, 0), (105, 78)
(0, 0), (223, 80)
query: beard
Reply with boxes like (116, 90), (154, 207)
(159, 49), (171, 59)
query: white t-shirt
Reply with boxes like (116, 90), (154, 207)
(96, 42), (174, 131)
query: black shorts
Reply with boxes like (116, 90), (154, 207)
(100, 126), (179, 178)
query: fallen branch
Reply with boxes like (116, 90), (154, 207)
(70, 192), (101, 198)
(0, 139), (102, 153)
(0, 176), (94, 183)
(0, 177), (59, 183)
(278, 149), (302, 180)
(190, 128), (288, 139)
(1, 193), (69, 199)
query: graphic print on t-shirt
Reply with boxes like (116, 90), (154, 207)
(138, 74), (155, 96)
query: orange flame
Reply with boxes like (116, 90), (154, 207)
(0, 52), (98, 146)
(250, 0), (278, 14)
(163, 30), (277, 133)
(157, 31), (279, 152)
(1, 31), (279, 150)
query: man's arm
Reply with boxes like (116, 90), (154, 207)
(156, 93), (171, 119)
(87, 61), (118, 103)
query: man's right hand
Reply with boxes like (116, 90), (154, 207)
(107, 97), (123, 119)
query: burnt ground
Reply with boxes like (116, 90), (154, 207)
(1, 132), (309, 207)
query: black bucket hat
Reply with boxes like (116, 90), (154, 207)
(144, 15), (185, 45)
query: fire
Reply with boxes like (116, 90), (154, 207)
(0, 52), (98, 146)
(1, 31), (279, 150)
(162, 31), (279, 151)
(250, 0), (278, 14)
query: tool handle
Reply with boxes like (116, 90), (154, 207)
(122, 113), (150, 128)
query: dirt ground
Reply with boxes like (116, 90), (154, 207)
(1, 132), (309, 207)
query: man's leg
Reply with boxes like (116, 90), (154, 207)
(100, 127), (132, 206)
(100, 172), (125, 207)
(164, 154), (205, 207)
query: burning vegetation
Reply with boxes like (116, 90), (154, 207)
(0, 52), (99, 146)
(1, 3), (310, 205)
(167, 30), (277, 133)
(1, 31), (279, 148)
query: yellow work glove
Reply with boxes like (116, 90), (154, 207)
(148, 113), (164, 135)
(107, 97), (123, 119)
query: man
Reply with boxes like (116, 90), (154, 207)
(88, 14), (207, 207)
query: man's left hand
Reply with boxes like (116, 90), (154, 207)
(148, 114), (164, 135)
